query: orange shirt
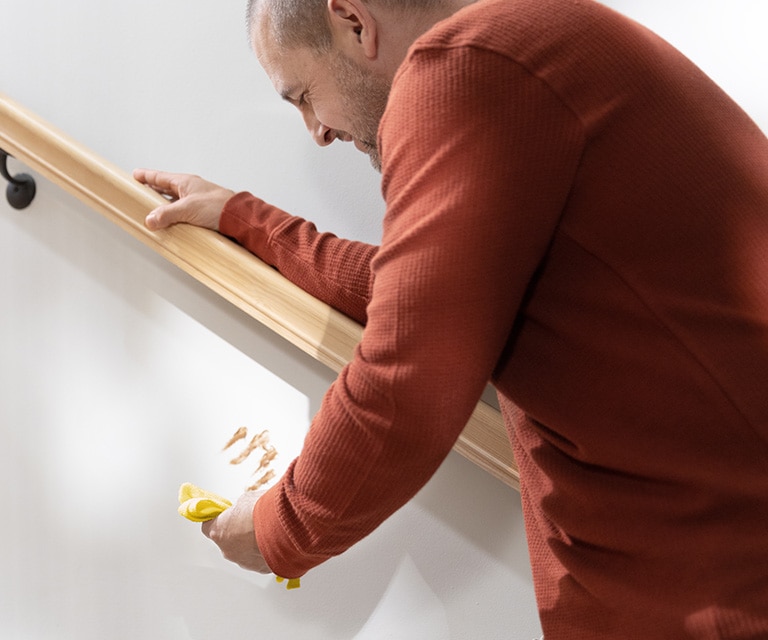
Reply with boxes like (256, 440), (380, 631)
(221, 0), (768, 636)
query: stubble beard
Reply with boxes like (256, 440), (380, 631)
(329, 51), (390, 173)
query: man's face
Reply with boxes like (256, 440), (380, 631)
(256, 36), (390, 171)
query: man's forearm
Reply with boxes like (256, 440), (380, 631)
(221, 192), (377, 324)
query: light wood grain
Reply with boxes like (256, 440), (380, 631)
(0, 92), (519, 490)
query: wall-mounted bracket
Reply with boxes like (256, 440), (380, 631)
(1, 149), (36, 209)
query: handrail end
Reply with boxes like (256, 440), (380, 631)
(1, 148), (36, 210)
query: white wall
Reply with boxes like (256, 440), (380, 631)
(0, 2), (765, 639)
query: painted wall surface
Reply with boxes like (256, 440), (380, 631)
(0, 2), (765, 639)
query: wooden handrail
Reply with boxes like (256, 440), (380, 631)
(0, 93), (519, 490)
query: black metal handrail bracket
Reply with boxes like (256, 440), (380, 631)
(1, 148), (36, 209)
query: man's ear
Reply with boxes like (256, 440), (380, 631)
(327, 0), (378, 60)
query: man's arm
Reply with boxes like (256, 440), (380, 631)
(133, 169), (377, 325)
(220, 193), (377, 325)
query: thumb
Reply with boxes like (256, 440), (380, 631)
(200, 512), (221, 539)
(145, 201), (186, 230)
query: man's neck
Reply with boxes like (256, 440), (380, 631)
(376, 0), (480, 80)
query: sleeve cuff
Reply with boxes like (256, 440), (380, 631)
(253, 482), (325, 580)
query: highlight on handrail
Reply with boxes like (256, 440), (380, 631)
(0, 148), (36, 209)
(0, 92), (519, 490)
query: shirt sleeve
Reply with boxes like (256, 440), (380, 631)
(220, 193), (377, 325)
(253, 46), (585, 578)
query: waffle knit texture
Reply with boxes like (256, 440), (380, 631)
(220, 0), (768, 636)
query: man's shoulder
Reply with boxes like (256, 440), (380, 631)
(406, 0), (636, 70)
(413, 0), (585, 55)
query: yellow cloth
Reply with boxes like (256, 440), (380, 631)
(178, 482), (232, 522)
(275, 576), (302, 590)
(177, 482), (300, 589)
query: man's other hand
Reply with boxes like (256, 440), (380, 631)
(133, 169), (235, 232)
(200, 489), (272, 574)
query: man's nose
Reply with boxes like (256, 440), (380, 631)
(303, 111), (335, 147)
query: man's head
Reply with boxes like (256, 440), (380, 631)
(247, 0), (333, 55)
(247, 0), (446, 54)
(246, 0), (451, 171)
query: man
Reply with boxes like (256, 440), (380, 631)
(134, 0), (768, 637)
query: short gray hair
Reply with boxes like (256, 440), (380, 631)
(246, 0), (443, 53)
(247, 0), (333, 53)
